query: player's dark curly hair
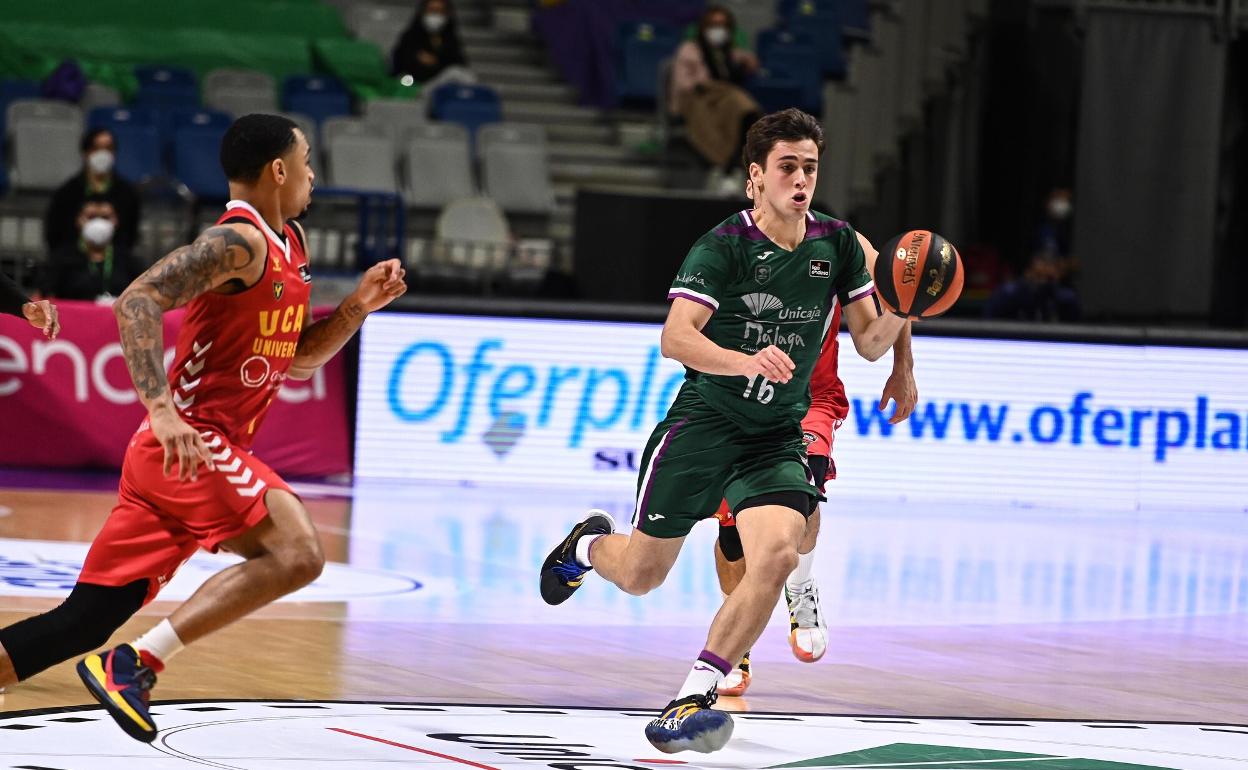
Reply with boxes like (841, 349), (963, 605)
(219, 114), (299, 183)
(741, 108), (825, 171)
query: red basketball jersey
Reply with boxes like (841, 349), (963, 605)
(809, 300), (848, 422)
(164, 200), (311, 449)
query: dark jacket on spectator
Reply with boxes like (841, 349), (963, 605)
(391, 7), (468, 83)
(46, 240), (140, 301)
(44, 172), (141, 255)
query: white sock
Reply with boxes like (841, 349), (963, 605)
(574, 534), (599, 568)
(677, 651), (730, 699)
(786, 549), (815, 591)
(132, 619), (185, 669)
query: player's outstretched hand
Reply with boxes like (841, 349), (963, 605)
(742, 345), (795, 384)
(880, 368), (918, 424)
(22, 300), (59, 339)
(152, 409), (215, 482)
(353, 259), (408, 313)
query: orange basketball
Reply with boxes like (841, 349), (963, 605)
(874, 230), (964, 318)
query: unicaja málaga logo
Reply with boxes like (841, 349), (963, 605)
(742, 292), (784, 316)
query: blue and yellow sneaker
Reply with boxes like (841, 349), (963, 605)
(644, 692), (734, 753)
(539, 510), (615, 605)
(77, 644), (159, 743)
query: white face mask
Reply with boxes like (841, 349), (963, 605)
(87, 149), (114, 176)
(82, 217), (115, 247)
(1047, 198), (1072, 220)
(704, 26), (730, 47)
(424, 13), (447, 32)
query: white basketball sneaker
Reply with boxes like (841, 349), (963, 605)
(785, 579), (828, 662)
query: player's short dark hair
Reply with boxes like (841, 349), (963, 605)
(741, 108), (825, 171)
(80, 127), (113, 153)
(219, 114), (299, 183)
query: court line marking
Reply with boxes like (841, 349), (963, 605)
(329, 726), (503, 769)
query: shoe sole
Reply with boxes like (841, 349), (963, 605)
(789, 629), (827, 663)
(645, 714), (735, 754)
(76, 656), (157, 743)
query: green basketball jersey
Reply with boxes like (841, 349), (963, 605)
(666, 208), (876, 430)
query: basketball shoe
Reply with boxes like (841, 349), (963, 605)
(645, 691), (734, 753)
(716, 651), (751, 697)
(539, 510), (615, 605)
(77, 643), (159, 742)
(786, 579), (828, 662)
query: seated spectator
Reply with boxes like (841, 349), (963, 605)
(984, 252), (1080, 323)
(392, 0), (468, 85)
(669, 5), (761, 187)
(1035, 186), (1078, 289)
(45, 200), (140, 303)
(44, 128), (141, 255)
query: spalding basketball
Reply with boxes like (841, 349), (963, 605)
(874, 230), (964, 318)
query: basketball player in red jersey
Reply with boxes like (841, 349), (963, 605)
(0, 114), (406, 742)
(713, 230), (917, 697)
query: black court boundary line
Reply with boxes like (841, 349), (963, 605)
(1, 698), (1246, 730)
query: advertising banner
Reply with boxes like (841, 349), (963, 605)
(357, 312), (1248, 510)
(0, 301), (349, 477)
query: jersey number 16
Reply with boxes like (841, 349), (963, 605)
(742, 375), (775, 404)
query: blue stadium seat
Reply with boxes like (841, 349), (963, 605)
(841, 0), (871, 41)
(134, 65), (199, 110)
(429, 84), (502, 140)
(169, 107), (233, 132)
(756, 29), (823, 114)
(282, 75), (351, 133)
(786, 5), (847, 78)
(615, 21), (682, 104)
(748, 76), (806, 115)
(0, 79), (40, 137)
(87, 107), (164, 182)
(173, 124), (230, 199)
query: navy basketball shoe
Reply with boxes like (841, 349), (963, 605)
(645, 691), (734, 753)
(539, 510), (615, 605)
(77, 643), (159, 742)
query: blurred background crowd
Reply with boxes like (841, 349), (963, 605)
(0, 0), (1242, 326)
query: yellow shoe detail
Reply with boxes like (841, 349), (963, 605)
(84, 654), (154, 733)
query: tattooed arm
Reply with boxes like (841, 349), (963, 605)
(114, 224), (266, 480)
(286, 257), (407, 380)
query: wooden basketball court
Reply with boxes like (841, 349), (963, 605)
(1, 475), (1245, 768)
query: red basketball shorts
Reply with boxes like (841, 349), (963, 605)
(78, 422), (292, 604)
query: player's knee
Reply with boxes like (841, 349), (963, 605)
(275, 536), (324, 590)
(617, 567), (666, 596)
(287, 543), (325, 589)
(750, 543), (799, 585)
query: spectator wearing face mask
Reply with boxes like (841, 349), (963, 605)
(392, 0), (468, 84)
(45, 200), (140, 303)
(669, 5), (761, 187)
(44, 128), (142, 256)
(1035, 187), (1077, 288)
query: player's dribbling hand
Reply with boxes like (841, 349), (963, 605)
(352, 259), (408, 313)
(151, 409), (215, 482)
(879, 368), (918, 424)
(22, 300), (59, 339)
(742, 345), (795, 384)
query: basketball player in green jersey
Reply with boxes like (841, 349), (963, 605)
(539, 109), (908, 754)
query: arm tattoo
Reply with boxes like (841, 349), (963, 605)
(291, 300), (367, 371)
(114, 226), (258, 406)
